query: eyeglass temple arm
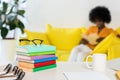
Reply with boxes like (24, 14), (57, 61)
(32, 41), (37, 45)
(32, 39), (44, 45)
(40, 40), (43, 45)
(19, 39), (30, 42)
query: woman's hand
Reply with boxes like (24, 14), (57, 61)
(117, 34), (120, 38)
(96, 37), (104, 43)
(80, 38), (89, 44)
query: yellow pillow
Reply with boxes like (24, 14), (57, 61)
(80, 27), (87, 34)
(92, 33), (120, 54)
(56, 50), (70, 61)
(46, 24), (82, 50)
(25, 30), (50, 45)
(108, 45), (120, 60)
(116, 27), (120, 34)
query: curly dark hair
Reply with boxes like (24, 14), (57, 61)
(89, 6), (111, 23)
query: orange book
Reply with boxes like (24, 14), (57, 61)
(19, 64), (56, 72)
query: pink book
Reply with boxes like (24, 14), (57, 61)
(17, 54), (55, 60)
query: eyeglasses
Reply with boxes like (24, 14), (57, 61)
(19, 39), (43, 45)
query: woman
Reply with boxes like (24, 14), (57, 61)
(68, 6), (118, 62)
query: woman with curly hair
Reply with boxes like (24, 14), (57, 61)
(68, 6), (119, 62)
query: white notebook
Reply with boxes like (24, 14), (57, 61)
(63, 72), (110, 80)
(107, 58), (120, 70)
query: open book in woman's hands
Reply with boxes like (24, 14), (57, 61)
(82, 33), (99, 45)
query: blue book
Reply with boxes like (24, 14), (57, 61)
(16, 44), (56, 53)
(18, 56), (58, 63)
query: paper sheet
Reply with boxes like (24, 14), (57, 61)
(63, 72), (110, 80)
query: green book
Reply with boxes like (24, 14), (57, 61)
(16, 51), (56, 56)
(19, 64), (57, 72)
(16, 44), (56, 53)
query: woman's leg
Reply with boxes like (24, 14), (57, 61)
(68, 44), (92, 62)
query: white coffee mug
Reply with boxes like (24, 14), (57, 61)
(86, 54), (107, 72)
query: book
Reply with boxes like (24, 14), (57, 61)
(82, 33), (99, 45)
(17, 54), (55, 60)
(107, 58), (120, 71)
(18, 60), (56, 68)
(16, 44), (56, 53)
(16, 51), (55, 56)
(19, 64), (56, 72)
(18, 56), (57, 63)
(63, 72), (110, 80)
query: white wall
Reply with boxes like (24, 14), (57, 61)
(25, 0), (120, 32)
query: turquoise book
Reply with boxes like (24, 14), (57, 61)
(16, 44), (56, 53)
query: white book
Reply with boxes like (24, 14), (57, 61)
(63, 72), (110, 80)
(107, 58), (120, 70)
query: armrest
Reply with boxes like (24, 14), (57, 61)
(108, 45), (120, 60)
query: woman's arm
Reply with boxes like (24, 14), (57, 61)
(96, 37), (104, 43)
(117, 34), (120, 38)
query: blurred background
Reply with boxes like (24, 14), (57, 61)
(25, 0), (120, 32)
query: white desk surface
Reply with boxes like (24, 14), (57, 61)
(22, 62), (117, 80)
(0, 58), (120, 80)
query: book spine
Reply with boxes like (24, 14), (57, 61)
(18, 60), (56, 68)
(16, 51), (56, 56)
(19, 64), (57, 72)
(34, 57), (57, 63)
(35, 60), (56, 68)
(31, 55), (55, 60)
(28, 45), (56, 53)
(18, 57), (57, 63)
(29, 51), (56, 56)
(17, 54), (56, 60)
(17, 45), (56, 53)
(33, 64), (57, 72)
(17, 55), (31, 60)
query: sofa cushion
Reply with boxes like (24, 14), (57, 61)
(56, 50), (71, 61)
(25, 30), (50, 45)
(108, 45), (120, 60)
(92, 33), (120, 54)
(116, 27), (120, 34)
(46, 24), (83, 50)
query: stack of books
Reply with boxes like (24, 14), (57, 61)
(16, 45), (57, 72)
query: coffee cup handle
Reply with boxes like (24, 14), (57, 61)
(86, 55), (93, 68)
